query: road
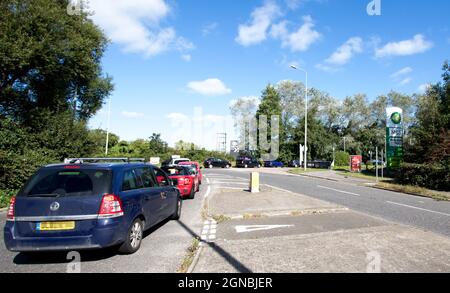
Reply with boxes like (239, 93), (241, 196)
(1, 167), (449, 273)
(0, 184), (207, 273)
(210, 168), (450, 237)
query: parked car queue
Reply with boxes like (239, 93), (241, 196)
(3, 158), (204, 255)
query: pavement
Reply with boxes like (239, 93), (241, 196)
(214, 168), (450, 237)
(190, 169), (450, 273)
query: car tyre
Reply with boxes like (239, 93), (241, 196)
(244, 164), (248, 168)
(188, 186), (195, 199)
(209, 165), (213, 169)
(171, 197), (182, 220)
(119, 218), (143, 254)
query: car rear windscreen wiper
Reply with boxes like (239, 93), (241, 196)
(26, 193), (63, 198)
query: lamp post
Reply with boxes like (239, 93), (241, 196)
(105, 97), (111, 156)
(291, 65), (308, 171)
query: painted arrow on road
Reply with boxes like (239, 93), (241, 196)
(235, 225), (294, 233)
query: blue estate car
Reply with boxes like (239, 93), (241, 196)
(263, 160), (285, 168)
(4, 158), (182, 254)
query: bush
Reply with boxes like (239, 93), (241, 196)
(335, 151), (350, 167)
(398, 163), (450, 191)
(0, 189), (16, 208)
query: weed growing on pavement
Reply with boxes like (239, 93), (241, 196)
(177, 237), (201, 273)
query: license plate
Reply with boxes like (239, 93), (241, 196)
(37, 221), (75, 231)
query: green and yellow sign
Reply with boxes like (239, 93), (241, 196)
(386, 107), (404, 169)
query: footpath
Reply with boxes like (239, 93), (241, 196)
(190, 174), (450, 273)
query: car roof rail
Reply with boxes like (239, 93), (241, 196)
(64, 158), (146, 164)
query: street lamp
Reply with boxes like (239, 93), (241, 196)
(105, 97), (111, 156)
(291, 65), (308, 171)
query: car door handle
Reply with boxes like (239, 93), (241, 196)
(160, 192), (167, 199)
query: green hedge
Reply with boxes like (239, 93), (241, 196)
(335, 151), (350, 167)
(398, 163), (450, 191)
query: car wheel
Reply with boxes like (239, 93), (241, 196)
(226, 164), (231, 169)
(119, 218), (143, 254)
(188, 186), (195, 199)
(209, 165), (213, 169)
(171, 197), (182, 220)
(244, 164), (248, 168)
(196, 183), (200, 192)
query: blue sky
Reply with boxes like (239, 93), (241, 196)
(86, 0), (450, 150)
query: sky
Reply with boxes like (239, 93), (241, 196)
(85, 0), (450, 150)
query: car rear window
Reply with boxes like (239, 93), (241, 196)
(162, 167), (190, 176)
(18, 168), (112, 197)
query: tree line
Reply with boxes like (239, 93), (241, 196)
(231, 62), (449, 190)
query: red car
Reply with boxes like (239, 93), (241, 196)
(178, 161), (203, 184)
(161, 166), (199, 199)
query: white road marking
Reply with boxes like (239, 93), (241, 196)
(317, 185), (361, 196)
(212, 182), (248, 185)
(386, 201), (450, 217)
(204, 186), (211, 198)
(200, 219), (217, 243)
(235, 225), (294, 233)
(215, 187), (246, 190)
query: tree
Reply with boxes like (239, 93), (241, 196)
(0, 0), (113, 122)
(256, 85), (283, 159)
(149, 133), (168, 155)
(230, 97), (259, 151)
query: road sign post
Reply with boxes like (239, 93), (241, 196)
(386, 107), (404, 171)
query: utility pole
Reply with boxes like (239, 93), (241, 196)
(290, 65), (308, 171)
(105, 97), (111, 156)
(343, 136), (347, 153)
(376, 146), (379, 182)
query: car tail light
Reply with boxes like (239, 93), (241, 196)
(6, 197), (16, 221)
(177, 178), (184, 185)
(98, 194), (124, 218)
(184, 177), (191, 185)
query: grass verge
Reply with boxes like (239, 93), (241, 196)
(288, 168), (327, 175)
(374, 182), (450, 201)
(177, 237), (201, 273)
(336, 171), (394, 182)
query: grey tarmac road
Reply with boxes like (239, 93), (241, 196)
(0, 183), (207, 273)
(204, 168), (450, 238)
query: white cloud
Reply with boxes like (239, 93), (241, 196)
(235, 1), (282, 46)
(285, 0), (303, 10)
(187, 79), (232, 96)
(165, 108), (236, 150)
(399, 77), (412, 86)
(418, 83), (431, 93)
(325, 37), (363, 65)
(181, 54), (192, 62)
(121, 111), (145, 118)
(202, 22), (218, 36)
(272, 16), (321, 52)
(88, 0), (194, 57)
(315, 63), (339, 73)
(390, 67), (413, 78)
(375, 34), (433, 58)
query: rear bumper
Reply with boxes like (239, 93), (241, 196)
(3, 218), (125, 252)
